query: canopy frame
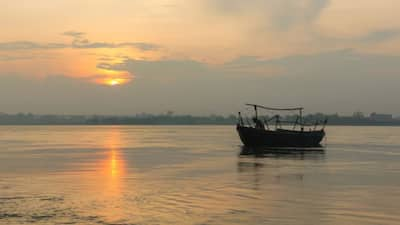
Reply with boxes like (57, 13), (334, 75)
(245, 103), (304, 130)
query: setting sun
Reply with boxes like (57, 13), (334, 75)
(93, 68), (133, 86)
(105, 78), (130, 86)
(108, 79), (121, 86)
(93, 76), (131, 86)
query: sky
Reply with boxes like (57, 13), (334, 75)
(1, 0), (400, 116)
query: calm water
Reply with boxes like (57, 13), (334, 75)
(0, 126), (400, 225)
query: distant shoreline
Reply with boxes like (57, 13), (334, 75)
(1, 123), (400, 126)
(0, 113), (399, 126)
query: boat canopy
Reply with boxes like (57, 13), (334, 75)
(245, 103), (303, 111)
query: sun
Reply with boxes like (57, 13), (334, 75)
(108, 79), (121, 86)
(101, 78), (130, 86)
(91, 68), (132, 86)
(92, 77), (130, 86)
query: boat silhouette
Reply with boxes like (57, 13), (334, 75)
(236, 104), (327, 147)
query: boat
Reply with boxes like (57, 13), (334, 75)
(236, 104), (327, 147)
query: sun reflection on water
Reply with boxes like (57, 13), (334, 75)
(83, 127), (130, 222)
(101, 128), (126, 197)
(60, 127), (131, 222)
(111, 150), (118, 177)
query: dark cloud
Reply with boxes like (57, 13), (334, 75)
(70, 41), (160, 51)
(360, 29), (400, 43)
(62, 31), (86, 38)
(0, 31), (160, 52)
(67, 31), (160, 51)
(103, 58), (208, 78)
(72, 42), (115, 49)
(276, 0), (330, 29)
(118, 42), (160, 51)
(304, 0), (330, 20)
(0, 41), (41, 50)
(1, 50), (400, 115)
(0, 55), (34, 61)
(98, 49), (400, 115)
(209, 0), (330, 30)
(96, 62), (114, 70)
(0, 41), (68, 50)
(314, 28), (400, 47)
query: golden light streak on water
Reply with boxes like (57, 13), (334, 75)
(111, 150), (118, 177)
(102, 127), (125, 194)
(89, 127), (129, 221)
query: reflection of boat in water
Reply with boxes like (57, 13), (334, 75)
(237, 146), (325, 188)
(237, 104), (327, 148)
(239, 146), (325, 160)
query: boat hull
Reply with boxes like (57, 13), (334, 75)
(237, 125), (325, 147)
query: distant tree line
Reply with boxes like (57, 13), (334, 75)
(0, 112), (399, 125)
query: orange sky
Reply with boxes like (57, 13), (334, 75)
(1, 1), (400, 115)
(1, 0), (400, 86)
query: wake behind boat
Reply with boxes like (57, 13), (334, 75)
(236, 104), (327, 147)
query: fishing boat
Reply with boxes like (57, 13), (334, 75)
(236, 104), (327, 147)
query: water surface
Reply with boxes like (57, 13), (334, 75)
(0, 126), (399, 224)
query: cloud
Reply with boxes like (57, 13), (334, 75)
(66, 31), (160, 51)
(92, 49), (400, 115)
(96, 62), (114, 70)
(0, 31), (160, 52)
(0, 55), (35, 61)
(101, 58), (208, 79)
(103, 49), (400, 80)
(118, 42), (160, 51)
(360, 29), (400, 43)
(62, 31), (85, 38)
(208, 0), (331, 30)
(0, 41), (68, 51)
(72, 42), (115, 49)
(70, 41), (160, 51)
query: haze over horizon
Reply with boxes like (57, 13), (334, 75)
(1, 1), (400, 116)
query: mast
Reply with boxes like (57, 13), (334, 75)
(300, 108), (303, 130)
